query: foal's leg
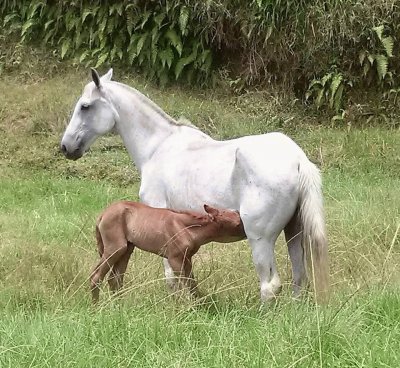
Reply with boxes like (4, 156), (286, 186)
(182, 257), (198, 296)
(90, 259), (107, 304)
(284, 211), (307, 298)
(167, 255), (197, 297)
(108, 243), (134, 293)
(90, 245), (127, 304)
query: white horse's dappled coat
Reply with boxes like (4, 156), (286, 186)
(61, 69), (329, 302)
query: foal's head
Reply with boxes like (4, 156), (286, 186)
(203, 204), (245, 240)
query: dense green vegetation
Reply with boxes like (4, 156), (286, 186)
(1, 0), (400, 116)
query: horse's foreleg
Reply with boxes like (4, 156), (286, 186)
(165, 256), (185, 291)
(284, 211), (308, 298)
(108, 243), (134, 294)
(248, 237), (282, 302)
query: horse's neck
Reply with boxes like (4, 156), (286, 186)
(108, 83), (181, 171)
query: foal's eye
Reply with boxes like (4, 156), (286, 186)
(81, 103), (90, 110)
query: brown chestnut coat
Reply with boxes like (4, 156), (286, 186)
(90, 201), (245, 303)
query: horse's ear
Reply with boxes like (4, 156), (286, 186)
(91, 68), (101, 88)
(101, 68), (113, 82)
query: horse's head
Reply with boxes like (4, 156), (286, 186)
(60, 68), (118, 160)
(203, 204), (245, 240)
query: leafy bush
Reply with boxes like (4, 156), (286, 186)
(306, 68), (352, 113)
(1, 0), (400, 114)
(0, 0), (214, 85)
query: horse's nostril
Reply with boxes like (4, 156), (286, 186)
(61, 144), (67, 153)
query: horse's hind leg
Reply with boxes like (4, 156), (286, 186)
(108, 243), (134, 294)
(284, 210), (307, 298)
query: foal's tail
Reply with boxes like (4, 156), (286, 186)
(298, 157), (329, 303)
(95, 216), (104, 257)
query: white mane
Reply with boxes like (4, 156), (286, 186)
(112, 82), (198, 129)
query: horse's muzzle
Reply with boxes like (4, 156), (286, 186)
(60, 144), (83, 160)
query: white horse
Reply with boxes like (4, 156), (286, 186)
(61, 68), (329, 302)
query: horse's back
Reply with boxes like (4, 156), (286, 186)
(232, 132), (304, 183)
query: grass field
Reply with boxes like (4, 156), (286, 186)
(0, 64), (399, 367)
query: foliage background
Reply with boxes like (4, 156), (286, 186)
(1, 0), (400, 117)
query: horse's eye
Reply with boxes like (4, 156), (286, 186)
(81, 103), (90, 110)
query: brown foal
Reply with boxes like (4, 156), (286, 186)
(90, 201), (245, 303)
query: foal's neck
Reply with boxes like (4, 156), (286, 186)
(185, 217), (220, 244)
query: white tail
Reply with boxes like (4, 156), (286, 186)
(298, 157), (329, 303)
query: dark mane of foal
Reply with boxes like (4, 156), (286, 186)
(120, 201), (211, 224)
(169, 209), (211, 222)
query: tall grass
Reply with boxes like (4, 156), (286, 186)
(1, 290), (399, 367)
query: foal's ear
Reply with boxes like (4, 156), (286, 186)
(101, 68), (113, 82)
(204, 204), (218, 217)
(91, 68), (101, 88)
(204, 204), (215, 221)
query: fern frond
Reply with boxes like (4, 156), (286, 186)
(175, 48), (197, 79)
(154, 12), (166, 28)
(329, 74), (343, 109)
(333, 84), (344, 113)
(95, 51), (109, 68)
(79, 50), (89, 63)
(381, 36), (394, 58)
(321, 72), (332, 87)
(159, 47), (173, 69)
(61, 39), (71, 59)
(359, 50), (366, 66)
(165, 28), (182, 56)
(179, 6), (189, 35)
(375, 54), (388, 80)
(315, 88), (325, 109)
(21, 18), (36, 36)
(28, 1), (45, 19)
(139, 10), (151, 30)
(372, 25), (384, 41)
(137, 33), (148, 55)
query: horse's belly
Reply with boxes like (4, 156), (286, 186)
(166, 170), (238, 211)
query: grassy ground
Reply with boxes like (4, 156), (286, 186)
(0, 59), (399, 366)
